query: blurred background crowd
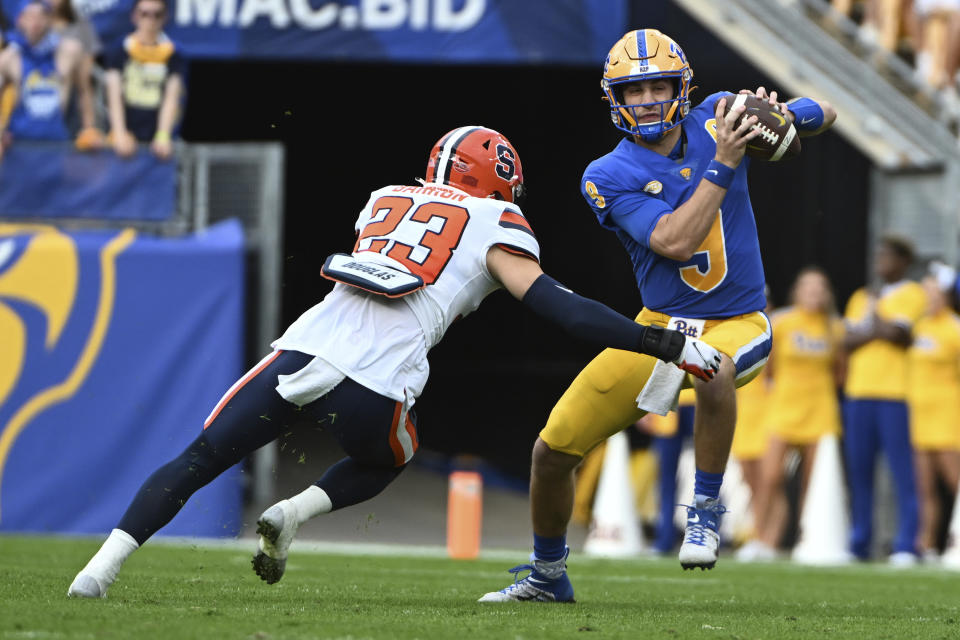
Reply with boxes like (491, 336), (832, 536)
(833, 0), (960, 100)
(0, 0), (180, 160)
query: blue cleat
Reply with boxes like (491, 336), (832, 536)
(678, 496), (727, 571)
(478, 549), (575, 603)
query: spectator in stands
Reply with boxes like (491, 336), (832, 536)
(740, 268), (843, 561)
(908, 264), (960, 562)
(50, 0), (103, 149)
(0, 0), (83, 161)
(836, 0), (960, 105)
(842, 0), (914, 51)
(912, 0), (960, 91)
(843, 236), (926, 565)
(104, 0), (183, 160)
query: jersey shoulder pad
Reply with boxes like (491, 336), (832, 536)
(497, 203), (535, 237)
(492, 202), (539, 262)
(583, 150), (649, 196)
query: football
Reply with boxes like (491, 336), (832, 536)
(722, 93), (801, 161)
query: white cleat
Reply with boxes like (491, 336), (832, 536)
(478, 552), (575, 603)
(252, 500), (300, 584)
(67, 573), (108, 598)
(678, 498), (727, 571)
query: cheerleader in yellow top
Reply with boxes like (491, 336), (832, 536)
(745, 268), (843, 558)
(729, 365), (775, 555)
(908, 270), (960, 557)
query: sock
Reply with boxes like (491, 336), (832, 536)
(79, 529), (139, 586)
(287, 485), (333, 526)
(693, 468), (724, 502)
(533, 533), (567, 563)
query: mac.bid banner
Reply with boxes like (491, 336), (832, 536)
(23, 0), (627, 63)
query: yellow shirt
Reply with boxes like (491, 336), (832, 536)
(766, 307), (842, 443)
(844, 281), (927, 400)
(908, 309), (960, 449)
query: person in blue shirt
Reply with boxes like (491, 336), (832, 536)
(482, 28), (836, 603)
(0, 0), (83, 161)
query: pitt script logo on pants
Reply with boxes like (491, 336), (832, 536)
(672, 319), (700, 338)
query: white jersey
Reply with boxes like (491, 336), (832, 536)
(271, 183), (540, 405)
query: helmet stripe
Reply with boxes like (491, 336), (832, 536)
(428, 128), (461, 182)
(636, 29), (647, 60)
(436, 126), (480, 186)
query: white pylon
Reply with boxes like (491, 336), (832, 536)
(584, 430), (645, 557)
(792, 434), (853, 565)
(941, 478), (960, 569)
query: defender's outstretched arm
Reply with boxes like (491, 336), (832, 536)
(486, 246), (721, 381)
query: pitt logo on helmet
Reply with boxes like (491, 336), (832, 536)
(601, 29), (694, 143)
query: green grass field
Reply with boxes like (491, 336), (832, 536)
(2, 535), (959, 639)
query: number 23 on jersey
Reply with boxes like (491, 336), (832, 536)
(354, 196), (470, 285)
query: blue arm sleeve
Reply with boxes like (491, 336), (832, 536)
(785, 97), (824, 132)
(521, 274), (683, 361)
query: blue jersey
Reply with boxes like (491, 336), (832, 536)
(7, 32), (69, 141)
(581, 91), (766, 318)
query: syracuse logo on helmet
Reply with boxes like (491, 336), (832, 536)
(425, 126), (526, 204)
(601, 29), (694, 142)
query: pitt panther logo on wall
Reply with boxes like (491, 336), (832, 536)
(0, 224), (134, 523)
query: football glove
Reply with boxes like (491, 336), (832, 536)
(673, 337), (722, 381)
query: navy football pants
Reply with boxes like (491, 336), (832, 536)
(118, 350), (416, 545)
(843, 398), (918, 557)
